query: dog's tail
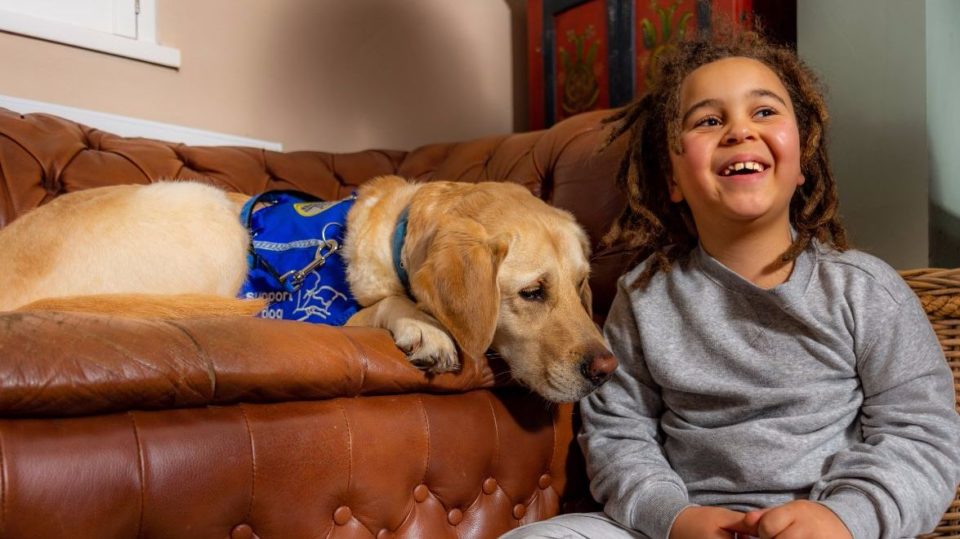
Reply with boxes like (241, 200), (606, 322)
(16, 293), (268, 319)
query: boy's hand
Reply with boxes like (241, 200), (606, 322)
(669, 506), (756, 539)
(742, 500), (852, 538)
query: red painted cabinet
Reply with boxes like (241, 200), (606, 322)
(527, 0), (795, 129)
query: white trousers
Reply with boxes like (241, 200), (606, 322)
(499, 512), (649, 539)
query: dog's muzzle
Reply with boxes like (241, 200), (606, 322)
(579, 349), (618, 387)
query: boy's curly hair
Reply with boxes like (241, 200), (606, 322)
(602, 28), (848, 288)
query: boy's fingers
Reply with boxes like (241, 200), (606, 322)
(720, 521), (759, 536)
(756, 506), (795, 539)
(742, 509), (769, 528)
(718, 509), (759, 536)
(764, 523), (805, 539)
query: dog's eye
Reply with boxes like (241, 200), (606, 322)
(519, 286), (545, 301)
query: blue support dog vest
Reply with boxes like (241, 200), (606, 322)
(238, 191), (359, 326)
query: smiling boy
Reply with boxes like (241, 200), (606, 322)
(502, 31), (960, 539)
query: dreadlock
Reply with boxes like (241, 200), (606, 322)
(601, 28), (848, 289)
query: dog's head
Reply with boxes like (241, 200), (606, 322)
(407, 182), (617, 402)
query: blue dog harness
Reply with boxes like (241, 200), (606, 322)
(238, 191), (360, 326)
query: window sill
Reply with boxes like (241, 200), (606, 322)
(0, 10), (180, 68)
(0, 94), (282, 151)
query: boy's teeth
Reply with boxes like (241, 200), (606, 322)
(722, 161), (765, 175)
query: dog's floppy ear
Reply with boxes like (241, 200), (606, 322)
(410, 218), (508, 360)
(572, 222), (594, 318)
(579, 277), (594, 318)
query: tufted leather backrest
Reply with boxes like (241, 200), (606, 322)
(0, 107), (634, 321)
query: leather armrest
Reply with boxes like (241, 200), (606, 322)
(0, 311), (499, 417)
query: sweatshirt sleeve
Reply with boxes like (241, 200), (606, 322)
(811, 290), (960, 538)
(578, 276), (693, 539)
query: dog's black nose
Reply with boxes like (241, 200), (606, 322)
(580, 350), (618, 387)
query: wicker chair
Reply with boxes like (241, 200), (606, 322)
(901, 269), (960, 538)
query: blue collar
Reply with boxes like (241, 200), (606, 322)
(392, 205), (413, 298)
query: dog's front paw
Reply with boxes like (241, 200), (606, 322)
(391, 318), (460, 373)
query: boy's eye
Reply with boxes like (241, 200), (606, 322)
(755, 107), (777, 118)
(694, 116), (721, 128)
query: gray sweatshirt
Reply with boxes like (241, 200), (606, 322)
(580, 241), (960, 539)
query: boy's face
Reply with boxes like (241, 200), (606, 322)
(668, 57), (804, 233)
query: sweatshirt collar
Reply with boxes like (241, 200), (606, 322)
(693, 235), (815, 300)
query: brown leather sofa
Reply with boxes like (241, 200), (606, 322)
(0, 107), (958, 538)
(0, 107), (629, 539)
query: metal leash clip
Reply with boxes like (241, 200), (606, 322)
(279, 238), (340, 290)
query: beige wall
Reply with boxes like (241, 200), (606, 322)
(0, 0), (513, 152)
(798, 0), (928, 269)
(928, 0), (960, 267)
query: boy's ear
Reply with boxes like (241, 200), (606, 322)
(668, 178), (684, 203)
(796, 173), (806, 186)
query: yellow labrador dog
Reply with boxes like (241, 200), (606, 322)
(0, 175), (617, 402)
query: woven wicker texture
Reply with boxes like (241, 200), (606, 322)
(901, 268), (960, 538)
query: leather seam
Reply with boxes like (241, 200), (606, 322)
(480, 136), (509, 178)
(549, 404), (560, 485)
(482, 391), (501, 478)
(416, 394), (431, 487)
(336, 400), (353, 495)
(166, 320), (217, 403)
(128, 411), (146, 538)
(0, 427), (6, 537)
(338, 329), (369, 396)
(239, 404), (257, 523)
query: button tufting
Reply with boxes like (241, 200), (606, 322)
(230, 524), (255, 539)
(513, 504), (527, 519)
(482, 477), (498, 495)
(377, 529), (390, 539)
(333, 506), (352, 526)
(447, 508), (463, 526)
(413, 484), (430, 503)
(538, 474), (552, 489)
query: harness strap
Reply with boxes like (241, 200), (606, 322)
(392, 205), (413, 299)
(240, 190), (327, 289)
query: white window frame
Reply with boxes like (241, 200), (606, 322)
(0, 94), (282, 151)
(0, 0), (180, 68)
